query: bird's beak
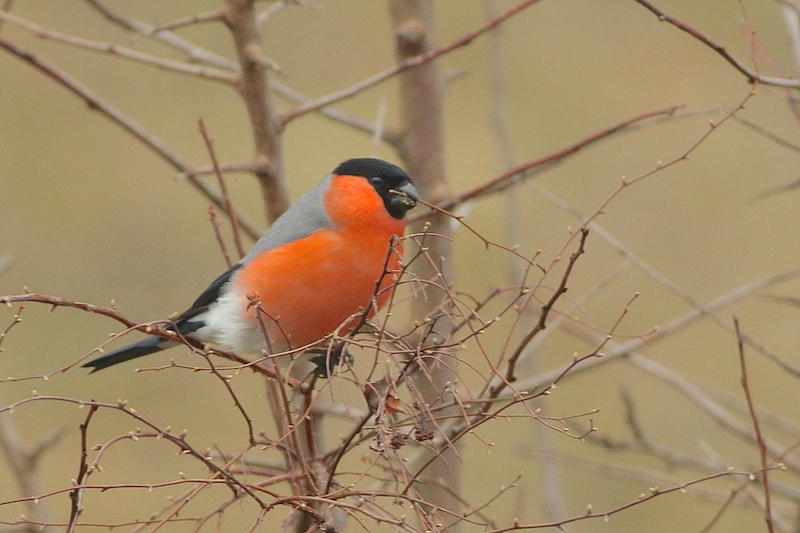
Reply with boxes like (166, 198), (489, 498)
(389, 182), (419, 212)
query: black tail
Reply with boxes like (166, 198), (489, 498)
(83, 336), (171, 373)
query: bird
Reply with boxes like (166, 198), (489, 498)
(83, 157), (419, 372)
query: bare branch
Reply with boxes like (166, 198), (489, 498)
(284, 0), (542, 123)
(735, 317), (776, 533)
(143, 9), (225, 34)
(445, 105), (681, 210)
(491, 228), (589, 397)
(223, 0), (289, 223)
(0, 10), (237, 83)
(0, 293), (303, 386)
(198, 118), (246, 259)
(83, 0), (238, 69)
(507, 264), (800, 397)
(67, 404), (98, 533)
(634, 0), (800, 89)
(0, 36), (261, 240)
(0, 393), (57, 533)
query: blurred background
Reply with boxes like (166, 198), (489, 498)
(1, 1), (799, 531)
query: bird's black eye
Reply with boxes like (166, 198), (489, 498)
(370, 176), (383, 186)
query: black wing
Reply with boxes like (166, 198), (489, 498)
(176, 262), (243, 324)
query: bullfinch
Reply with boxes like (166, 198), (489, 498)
(83, 158), (418, 372)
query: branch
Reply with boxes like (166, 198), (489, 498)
(283, 0), (542, 123)
(443, 105), (681, 210)
(629, 354), (800, 472)
(83, 0), (238, 70)
(490, 228), (589, 397)
(142, 9), (225, 34)
(0, 397), (268, 508)
(198, 118), (246, 258)
(0, 393), (57, 533)
(67, 405), (98, 533)
(507, 264), (800, 398)
(0, 10), (237, 83)
(82, 0), (401, 145)
(0, 293), (303, 387)
(223, 0), (289, 223)
(735, 317), (775, 533)
(0, 36), (261, 240)
(487, 468), (781, 532)
(634, 0), (800, 89)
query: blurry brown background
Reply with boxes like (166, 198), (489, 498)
(1, 1), (799, 531)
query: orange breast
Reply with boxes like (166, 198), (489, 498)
(235, 174), (406, 351)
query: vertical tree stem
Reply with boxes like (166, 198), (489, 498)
(388, 1), (460, 529)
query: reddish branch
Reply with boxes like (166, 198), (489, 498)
(0, 396), (266, 507)
(492, 228), (589, 396)
(634, 0), (800, 89)
(67, 404), (98, 533)
(0, 293), (302, 387)
(198, 118), (246, 259)
(734, 317), (775, 533)
(283, 0), (542, 122)
(487, 467), (781, 532)
(444, 105), (681, 210)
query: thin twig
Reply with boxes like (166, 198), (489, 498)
(174, 162), (258, 180)
(67, 404), (98, 533)
(197, 351), (258, 447)
(507, 264), (800, 399)
(144, 9), (225, 34)
(283, 0), (542, 122)
(442, 105), (681, 210)
(492, 228), (589, 397)
(0, 293), (303, 386)
(208, 206), (233, 268)
(83, 0), (237, 70)
(0, 10), (237, 83)
(198, 118), (246, 259)
(531, 183), (800, 382)
(83, 0), (400, 145)
(633, 0), (800, 89)
(486, 467), (781, 532)
(629, 354), (800, 472)
(0, 36), (261, 240)
(734, 317), (775, 533)
(1, 396), (267, 506)
(256, 1), (286, 24)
